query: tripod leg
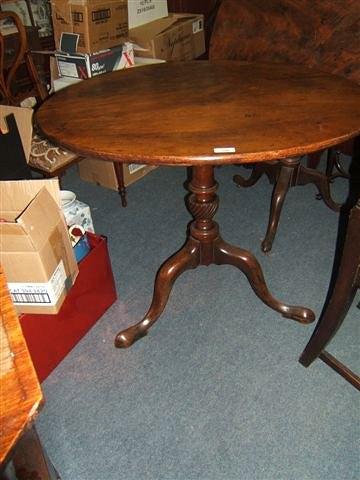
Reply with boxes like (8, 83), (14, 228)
(261, 162), (293, 252)
(214, 238), (315, 324)
(115, 239), (200, 348)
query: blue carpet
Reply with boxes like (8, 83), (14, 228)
(36, 162), (359, 480)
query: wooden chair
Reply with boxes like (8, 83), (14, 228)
(299, 193), (360, 390)
(209, 0), (360, 252)
(0, 10), (128, 205)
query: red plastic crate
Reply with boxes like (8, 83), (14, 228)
(20, 233), (117, 382)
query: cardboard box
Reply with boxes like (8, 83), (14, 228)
(0, 105), (33, 162)
(52, 75), (82, 92)
(20, 233), (117, 382)
(51, 0), (128, 53)
(128, 0), (168, 29)
(78, 158), (157, 191)
(0, 179), (78, 314)
(134, 55), (165, 66)
(129, 13), (205, 61)
(56, 40), (134, 78)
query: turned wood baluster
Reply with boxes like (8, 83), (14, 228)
(187, 166), (219, 264)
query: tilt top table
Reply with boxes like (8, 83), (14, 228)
(36, 61), (360, 348)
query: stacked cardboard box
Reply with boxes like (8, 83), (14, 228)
(127, 0), (205, 62)
(50, 0), (134, 79)
(130, 12), (205, 61)
(51, 0), (129, 53)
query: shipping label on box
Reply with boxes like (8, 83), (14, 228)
(130, 13), (205, 61)
(8, 261), (67, 306)
(128, 0), (168, 29)
(51, 0), (128, 53)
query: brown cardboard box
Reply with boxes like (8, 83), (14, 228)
(51, 0), (128, 53)
(78, 158), (157, 190)
(0, 179), (78, 314)
(129, 13), (205, 61)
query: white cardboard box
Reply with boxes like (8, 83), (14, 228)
(55, 39), (135, 79)
(128, 0), (168, 28)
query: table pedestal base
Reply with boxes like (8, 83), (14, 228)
(115, 166), (315, 348)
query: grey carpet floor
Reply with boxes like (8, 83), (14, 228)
(36, 162), (359, 480)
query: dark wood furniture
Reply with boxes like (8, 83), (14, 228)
(210, 0), (360, 252)
(299, 198), (360, 390)
(0, 10), (47, 105)
(0, 0), (53, 94)
(35, 61), (360, 348)
(0, 269), (60, 479)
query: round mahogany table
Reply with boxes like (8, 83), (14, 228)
(36, 61), (360, 348)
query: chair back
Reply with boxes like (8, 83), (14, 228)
(0, 10), (48, 106)
(209, 0), (360, 83)
(0, 113), (32, 179)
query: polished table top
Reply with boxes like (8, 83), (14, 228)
(36, 61), (360, 166)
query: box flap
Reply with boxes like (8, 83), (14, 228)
(129, 13), (200, 44)
(0, 106), (33, 162)
(0, 223), (36, 252)
(0, 179), (60, 220)
(129, 15), (177, 43)
(17, 187), (64, 251)
(162, 14), (200, 33)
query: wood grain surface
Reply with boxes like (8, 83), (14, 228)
(0, 269), (43, 466)
(36, 61), (360, 165)
(210, 0), (360, 83)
